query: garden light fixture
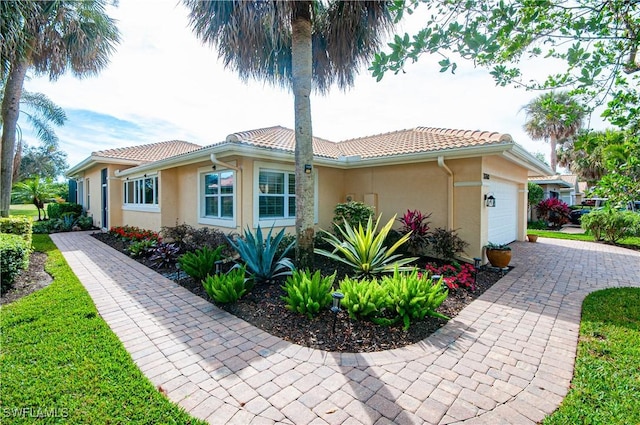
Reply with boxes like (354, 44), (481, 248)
(331, 291), (344, 333)
(431, 274), (441, 284)
(473, 257), (482, 285)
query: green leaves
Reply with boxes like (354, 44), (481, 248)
(202, 267), (250, 304)
(281, 269), (335, 319)
(177, 245), (224, 282)
(315, 214), (416, 277)
(338, 276), (388, 320)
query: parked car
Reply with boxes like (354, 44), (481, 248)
(569, 207), (591, 224)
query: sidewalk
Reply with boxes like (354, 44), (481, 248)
(51, 232), (640, 424)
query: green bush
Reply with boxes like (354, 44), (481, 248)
(315, 214), (416, 277)
(338, 276), (388, 320)
(377, 267), (449, 330)
(281, 269), (336, 319)
(527, 219), (548, 230)
(333, 201), (375, 235)
(581, 208), (640, 243)
(76, 215), (94, 230)
(0, 216), (33, 248)
(178, 246), (224, 282)
(427, 227), (468, 260)
(127, 239), (158, 258)
(202, 267), (251, 303)
(0, 234), (30, 292)
(227, 225), (295, 284)
(47, 202), (83, 220)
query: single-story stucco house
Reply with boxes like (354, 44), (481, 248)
(66, 125), (552, 262)
(529, 174), (584, 206)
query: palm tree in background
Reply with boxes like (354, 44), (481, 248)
(522, 91), (585, 173)
(183, 0), (395, 267)
(0, 0), (120, 217)
(11, 176), (57, 221)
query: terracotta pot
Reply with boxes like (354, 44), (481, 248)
(486, 249), (512, 268)
(527, 234), (538, 243)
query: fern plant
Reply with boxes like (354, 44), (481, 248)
(281, 269), (336, 319)
(315, 214), (416, 277)
(227, 225), (295, 284)
(378, 267), (449, 330)
(178, 245), (224, 282)
(202, 267), (251, 303)
(338, 276), (388, 320)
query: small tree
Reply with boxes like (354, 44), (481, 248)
(11, 176), (57, 220)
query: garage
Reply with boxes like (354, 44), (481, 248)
(488, 178), (519, 245)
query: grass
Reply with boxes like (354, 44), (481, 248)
(526, 228), (640, 250)
(0, 234), (205, 425)
(544, 288), (640, 424)
(8, 203), (41, 219)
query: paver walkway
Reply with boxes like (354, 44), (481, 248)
(50, 232), (640, 425)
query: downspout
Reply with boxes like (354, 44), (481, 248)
(211, 154), (242, 228)
(437, 156), (454, 230)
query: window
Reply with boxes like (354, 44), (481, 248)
(77, 180), (84, 207)
(258, 170), (295, 219)
(202, 170), (234, 219)
(123, 176), (159, 206)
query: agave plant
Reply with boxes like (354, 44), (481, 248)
(315, 214), (417, 277)
(226, 225), (295, 284)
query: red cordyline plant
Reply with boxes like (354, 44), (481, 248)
(535, 198), (570, 229)
(109, 226), (160, 242)
(422, 262), (476, 290)
(398, 209), (432, 254)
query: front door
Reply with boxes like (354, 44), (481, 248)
(101, 168), (108, 229)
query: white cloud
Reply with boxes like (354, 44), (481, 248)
(24, 0), (608, 169)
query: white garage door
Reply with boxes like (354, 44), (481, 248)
(488, 179), (518, 245)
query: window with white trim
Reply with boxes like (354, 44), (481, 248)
(258, 170), (295, 219)
(123, 176), (159, 206)
(201, 170), (234, 220)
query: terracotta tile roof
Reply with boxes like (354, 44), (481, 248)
(225, 126), (513, 159)
(226, 126), (342, 158)
(337, 127), (512, 159)
(94, 140), (203, 163)
(559, 174), (578, 186)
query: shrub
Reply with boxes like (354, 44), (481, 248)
(378, 267), (449, 330)
(581, 208), (640, 243)
(423, 262), (476, 290)
(127, 239), (158, 258)
(178, 246), (224, 282)
(397, 209), (432, 254)
(428, 228), (469, 260)
(109, 226), (160, 242)
(227, 225), (295, 284)
(76, 215), (94, 230)
(527, 182), (544, 206)
(160, 223), (194, 246)
(183, 227), (233, 255)
(333, 201), (375, 235)
(149, 243), (180, 269)
(527, 219), (548, 230)
(0, 216), (32, 248)
(315, 214), (416, 277)
(536, 198), (571, 229)
(47, 202), (83, 220)
(0, 234), (30, 292)
(338, 276), (389, 320)
(202, 267), (250, 303)
(281, 269), (336, 319)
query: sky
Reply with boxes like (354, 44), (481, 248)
(23, 0), (608, 169)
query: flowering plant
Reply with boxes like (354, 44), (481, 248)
(397, 209), (432, 254)
(423, 262), (476, 290)
(109, 225), (160, 242)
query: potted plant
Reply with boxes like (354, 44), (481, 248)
(527, 234), (538, 242)
(484, 242), (512, 268)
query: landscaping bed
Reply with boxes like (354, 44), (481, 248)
(92, 231), (505, 353)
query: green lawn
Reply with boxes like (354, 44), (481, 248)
(526, 228), (640, 250)
(0, 235), (205, 424)
(8, 203), (41, 219)
(544, 288), (640, 424)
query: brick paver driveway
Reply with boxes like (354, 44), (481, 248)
(51, 232), (640, 424)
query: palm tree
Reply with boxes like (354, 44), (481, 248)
(1, 0), (120, 217)
(11, 176), (57, 221)
(522, 91), (585, 173)
(183, 0), (395, 267)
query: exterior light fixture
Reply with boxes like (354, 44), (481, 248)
(431, 274), (441, 284)
(473, 257), (482, 285)
(304, 164), (312, 174)
(330, 291), (344, 332)
(485, 193), (496, 207)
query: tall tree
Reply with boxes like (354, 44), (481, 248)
(0, 0), (119, 217)
(183, 0), (395, 267)
(370, 0), (639, 131)
(522, 92), (584, 173)
(17, 142), (68, 182)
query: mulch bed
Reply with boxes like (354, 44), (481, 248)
(1, 252), (52, 305)
(91, 231), (506, 353)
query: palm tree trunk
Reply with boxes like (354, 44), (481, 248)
(291, 2), (314, 269)
(1, 59), (28, 217)
(550, 134), (558, 173)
